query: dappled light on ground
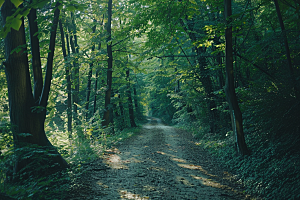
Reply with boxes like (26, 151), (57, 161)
(170, 157), (187, 163)
(103, 154), (129, 169)
(177, 164), (211, 176)
(175, 176), (195, 187)
(155, 150), (235, 192)
(72, 118), (249, 199)
(119, 190), (150, 200)
(96, 181), (109, 188)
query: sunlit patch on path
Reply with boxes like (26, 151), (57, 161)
(119, 190), (150, 200)
(103, 154), (129, 169)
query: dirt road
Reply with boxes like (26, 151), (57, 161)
(71, 118), (250, 200)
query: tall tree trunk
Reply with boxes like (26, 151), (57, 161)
(59, 20), (72, 138)
(195, 46), (218, 133)
(93, 69), (99, 116)
(102, 0), (113, 128)
(273, 0), (299, 99)
(69, 12), (80, 116)
(85, 22), (97, 121)
(68, 13), (85, 140)
(180, 18), (218, 133)
(85, 62), (93, 120)
(93, 41), (102, 117)
(28, 6), (43, 102)
(133, 86), (140, 118)
(224, 0), (250, 155)
(2, 1), (68, 177)
(118, 93), (125, 130)
(65, 25), (73, 136)
(126, 69), (137, 127)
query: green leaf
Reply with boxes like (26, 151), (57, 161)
(0, 0), (4, 7)
(66, 6), (76, 12)
(32, 0), (48, 9)
(10, 0), (23, 8)
(11, 17), (22, 31)
(22, 8), (31, 16)
(58, 4), (63, 10)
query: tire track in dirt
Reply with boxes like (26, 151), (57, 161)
(71, 118), (251, 200)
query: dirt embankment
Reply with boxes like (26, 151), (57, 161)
(70, 118), (253, 200)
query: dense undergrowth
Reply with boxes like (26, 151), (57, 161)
(177, 121), (300, 200)
(0, 119), (143, 200)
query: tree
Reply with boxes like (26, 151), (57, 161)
(1, 0), (68, 177)
(85, 21), (97, 121)
(273, 0), (299, 99)
(59, 19), (72, 139)
(102, 0), (113, 128)
(224, 0), (249, 155)
(126, 68), (137, 127)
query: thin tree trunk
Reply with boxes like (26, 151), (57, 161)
(118, 93), (125, 130)
(59, 20), (72, 137)
(65, 26), (73, 135)
(93, 69), (99, 116)
(180, 18), (218, 133)
(93, 40), (102, 117)
(28, 6), (43, 102)
(133, 86), (140, 117)
(68, 13), (80, 116)
(126, 69), (137, 127)
(69, 32), (79, 115)
(195, 46), (217, 133)
(68, 14), (85, 140)
(273, 0), (299, 99)
(85, 23), (97, 121)
(224, 0), (250, 156)
(102, 0), (113, 128)
(71, 12), (80, 113)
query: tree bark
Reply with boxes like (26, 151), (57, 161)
(224, 0), (250, 156)
(59, 20), (72, 137)
(273, 0), (299, 99)
(85, 23), (97, 121)
(133, 86), (140, 118)
(1, 1), (68, 177)
(126, 69), (137, 127)
(102, 0), (113, 128)
(179, 18), (218, 133)
(93, 69), (99, 116)
(71, 12), (80, 114)
(27, 7), (43, 102)
(118, 93), (125, 130)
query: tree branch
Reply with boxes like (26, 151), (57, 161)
(234, 52), (276, 81)
(148, 54), (223, 59)
(28, 7), (43, 102)
(39, 3), (60, 107)
(112, 36), (131, 47)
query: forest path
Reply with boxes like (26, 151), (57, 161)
(70, 118), (250, 200)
